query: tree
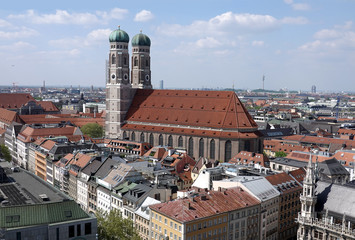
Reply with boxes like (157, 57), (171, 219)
(81, 123), (104, 138)
(0, 144), (11, 162)
(275, 151), (287, 158)
(96, 209), (141, 240)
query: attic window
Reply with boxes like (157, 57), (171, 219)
(176, 93), (178, 95)
(223, 107), (226, 110)
(64, 211), (72, 218)
(227, 95), (230, 97)
(180, 105), (183, 108)
(161, 104), (164, 107)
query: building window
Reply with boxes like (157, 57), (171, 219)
(69, 225), (75, 238)
(178, 136), (183, 147)
(188, 137), (194, 156)
(16, 232), (21, 240)
(140, 132), (145, 142)
(77, 224), (81, 236)
(134, 56), (138, 66)
(159, 134), (164, 146)
(124, 57), (127, 65)
(149, 133), (154, 146)
(168, 135), (173, 146)
(123, 131), (127, 140)
(112, 54), (116, 64)
(131, 132), (136, 141)
(199, 138), (204, 157)
(244, 140), (251, 152)
(225, 140), (232, 162)
(210, 139), (215, 159)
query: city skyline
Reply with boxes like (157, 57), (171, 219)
(0, 0), (355, 92)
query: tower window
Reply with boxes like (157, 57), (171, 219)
(146, 59), (149, 67)
(112, 54), (116, 65)
(134, 56), (138, 66)
(124, 57), (127, 65)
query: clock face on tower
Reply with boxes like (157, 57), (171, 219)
(111, 74), (116, 80)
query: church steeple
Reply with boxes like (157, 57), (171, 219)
(131, 31), (152, 89)
(298, 153), (317, 239)
(106, 26), (135, 139)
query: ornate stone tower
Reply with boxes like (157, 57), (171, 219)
(297, 154), (317, 239)
(106, 27), (135, 138)
(131, 31), (152, 89)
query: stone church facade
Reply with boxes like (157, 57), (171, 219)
(106, 27), (263, 161)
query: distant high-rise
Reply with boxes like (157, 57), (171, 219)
(311, 85), (316, 93)
(160, 80), (164, 89)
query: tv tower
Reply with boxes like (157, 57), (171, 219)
(262, 75), (265, 91)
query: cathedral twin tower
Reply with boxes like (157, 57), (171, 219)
(106, 27), (152, 138)
(107, 26), (152, 89)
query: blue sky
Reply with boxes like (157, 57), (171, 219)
(0, 0), (354, 92)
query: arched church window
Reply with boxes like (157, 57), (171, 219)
(146, 59), (149, 67)
(210, 139), (215, 159)
(122, 131), (127, 140)
(159, 134), (163, 146)
(131, 132), (135, 141)
(188, 137), (194, 157)
(112, 54), (116, 65)
(199, 138), (204, 157)
(168, 135), (173, 146)
(134, 56), (138, 66)
(149, 133), (154, 146)
(245, 140), (251, 152)
(225, 140), (232, 162)
(178, 136), (183, 147)
(140, 133), (145, 142)
(124, 57), (127, 65)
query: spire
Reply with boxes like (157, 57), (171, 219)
(304, 153), (315, 185)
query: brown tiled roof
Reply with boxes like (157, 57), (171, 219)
(143, 146), (170, 160)
(0, 128), (5, 135)
(19, 114), (104, 127)
(0, 93), (36, 109)
(286, 151), (330, 163)
(229, 151), (269, 167)
(17, 125), (80, 143)
(333, 151), (355, 167)
(338, 128), (355, 136)
(37, 101), (59, 112)
(150, 188), (259, 223)
(0, 108), (22, 126)
(264, 139), (310, 153)
(40, 139), (56, 151)
(125, 89), (257, 130)
(283, 135), (355, 149)
(265, 172), (302, 194)
(288, 168), (306, 184)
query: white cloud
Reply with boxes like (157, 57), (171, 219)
(281, 17), (308, 25)
(0, 27), (38, 39)
(0, 41), (35, 51)
(252, 40), (264, 46)
(195, 37), (221, 48)
(0, 19), (12, 28)
(157, 12), (308, 38)
(49, 28), (112, 48)
(157, 12), (280, 37)
(8, 8), (128, 25)
(292, 3), (310, 11)
(284, 0), (310, 11)
(134, 10), (154, 22)
(299, 22), (355, 53)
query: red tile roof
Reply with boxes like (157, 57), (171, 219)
(265, 172), (302, 194)
(150, 188), (259, 223)
(40, 140), (56, 151)
(17, 125), (80, 143)
(0, 93), (36, 109)
(229, 151), (269, 167)
(285, 151), (330, 163)
(37, 101), (59, 112)
(125, 89), (258, 131)
(333, 151), (355, 167)
(283, 135), (355, 149)
(0, 108), (22, 126)
(288, 168), (306, 184)
(19, 113), (104, 127)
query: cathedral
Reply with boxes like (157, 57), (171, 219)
(105, 27), (263, 161)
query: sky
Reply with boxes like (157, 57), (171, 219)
(0, 0), (355, 92)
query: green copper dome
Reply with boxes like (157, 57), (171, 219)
(131, 32), (151, 47)
(109, 27), (129, 43)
